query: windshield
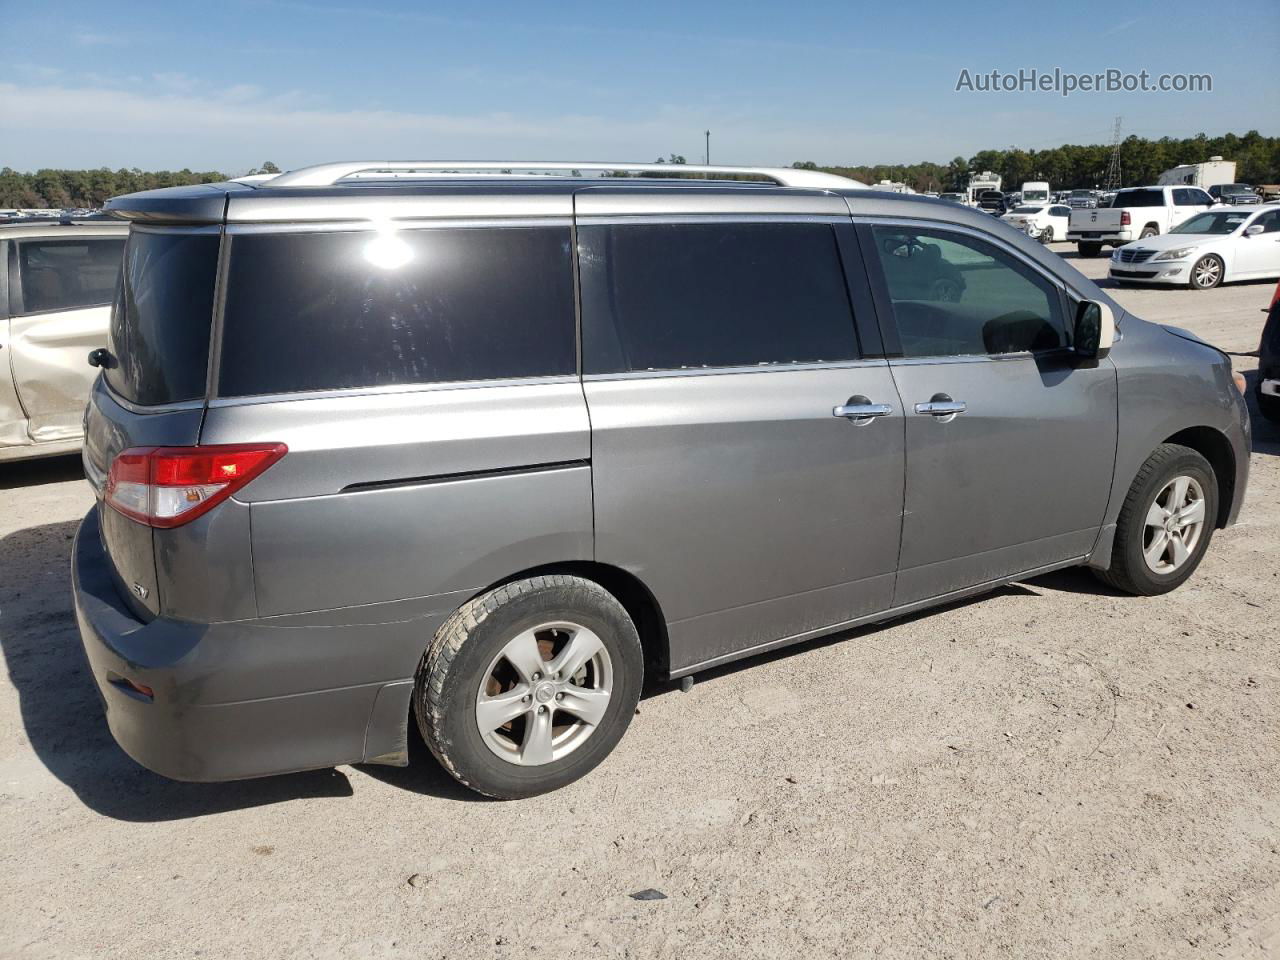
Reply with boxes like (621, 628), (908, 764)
(1170, 211), (1251, 235)
(1023, 190), (1049, 201)
(1012, 206), (1044, 214)
(1070, 190), (1093, 198)
(1220, 184), (1251, 194)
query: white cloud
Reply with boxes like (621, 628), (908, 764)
(0, 80), (884, 171)
(152, 72), (196, 93)
(12, 63), (63, 79)
(73, 32), (125, 46)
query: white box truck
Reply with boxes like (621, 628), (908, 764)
(1020, 181), (1051, 205)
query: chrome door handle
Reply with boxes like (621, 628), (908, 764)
(914, 401), (966, 415)
(833, 396), (893, 424)
(914, 394), (966, 422)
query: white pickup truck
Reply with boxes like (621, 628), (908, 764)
(1068, 185), (1214, 257)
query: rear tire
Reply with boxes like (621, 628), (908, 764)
(1139, 225), (1159, 239)
(414, 575), (643, 799)
(1078, 242), (1102, 258)
(1094, 444), (1217, 596)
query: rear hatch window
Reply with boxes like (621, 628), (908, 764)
(106, 229), (220, 406)
(1114, 189), (1165, 208)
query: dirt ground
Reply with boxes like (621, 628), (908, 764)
(1, 246), (1277, 960)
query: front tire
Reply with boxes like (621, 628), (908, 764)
(414, 575), (643, 799)
(1094, 444), (1217, 596)
(1190, 254), (1224, 290)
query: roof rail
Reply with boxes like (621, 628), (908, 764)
(266, 161), (867, 190)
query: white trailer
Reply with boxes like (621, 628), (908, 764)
(1157, 157), (1237, 189)
(967, 171), (1001, 204)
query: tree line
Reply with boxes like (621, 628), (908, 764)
(0, 162), (278, 209)
(793, 130), (1280, 194)
(4, 131), (1278, 208)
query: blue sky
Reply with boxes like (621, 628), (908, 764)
(2, 0), (1276, 173)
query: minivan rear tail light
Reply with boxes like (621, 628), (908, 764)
(1120, 210), (1131, 226)
(105, 444), (287, 528)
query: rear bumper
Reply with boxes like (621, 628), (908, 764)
(72, 508), (423, 781)
(1068, 229), (1134, 244)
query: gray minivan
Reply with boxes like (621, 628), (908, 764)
(73, 162), (1251, 798)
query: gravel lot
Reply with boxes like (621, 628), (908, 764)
(2, 246), (1276, 960)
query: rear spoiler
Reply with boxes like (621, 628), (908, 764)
(104, 183), (251, 224)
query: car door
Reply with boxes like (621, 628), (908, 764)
(576, 194), (905, 674)
(0, 239), (31, 451)
(1234, 210), (1280, 278)
(8, 234), (124, 442)
(860, 221), (1117, 606)
(1049, 205), (1072, 239)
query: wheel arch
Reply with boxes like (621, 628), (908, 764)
(1163, 426), (1235, 527)
(478, 561), (672, 681)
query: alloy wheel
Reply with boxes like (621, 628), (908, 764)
(1192, 257), (1222, 289)
(1142, 475), (1207, 574)
(475, 621), (613, 766)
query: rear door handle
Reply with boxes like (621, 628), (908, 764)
(833, 395), (893, 424)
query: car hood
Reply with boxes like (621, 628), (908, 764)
(1161, 323), (1225, 355)
(1129, 232), (1225, 252)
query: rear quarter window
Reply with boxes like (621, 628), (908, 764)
(217, 226), (576, 397)
(107, 230), (219, 406)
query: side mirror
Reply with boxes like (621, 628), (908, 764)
(1245, 224), (1264, 237)
(1072, 299), (1116, 361)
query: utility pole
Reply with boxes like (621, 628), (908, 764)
(1104, 116), (1123, 191)
(705, 130), (710, 165)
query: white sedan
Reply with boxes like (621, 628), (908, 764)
(1108, 205), (1280, 290)
(1000, 204), (1072, 241)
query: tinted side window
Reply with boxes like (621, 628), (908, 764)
(219, 227), (575, 397)
(106, 231), (219, 406)
(17, 237), (125, 314)
(579, 221), (858, 374)
(1173, 188), (1197, 205)
(1255, 211), (1280, 234)
(868, 225), (1066, 359)
(1191, 190), (1213, 206)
